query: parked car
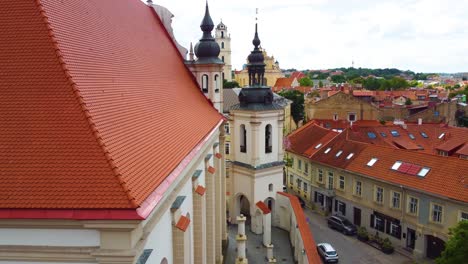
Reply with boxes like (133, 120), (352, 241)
(327, 215), (357, 235)
(317, 243), (339, 263)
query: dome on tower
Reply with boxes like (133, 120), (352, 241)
(194, 2), (223, 64)
(216, 20), (226, 30)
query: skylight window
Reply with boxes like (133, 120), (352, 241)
(336, 150), (343, 157)
(380, 132), (387, 137)
(420, 132), (428, 138)
(438, 133), (445, 139)
(390, 130), (400, 137)
(315, 143), (323, 149)
(367, 158), (378, 167)
(346, 153), (354, 160)
(324, 147), (331, 154)
(408, 133), (415, 140)
(367, 132), (377, 139)
(391, 161), (402, 170)
(418, 167), (430, 177)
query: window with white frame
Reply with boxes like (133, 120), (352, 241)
(390, 222), (401, 238)
(375, 186), (383, 204)
(355, 181), (362, 196)
(296, 178), (302, 189)
(408, 196), (418, 214)
(289, 174), (294, 185)
(348, 112), (356, 122)
(225, 143), (230, 155)
(303, 182), (308, 192)
(328, 172), (334, 190)
(431, 203), (443, 223)
(224, 123), (230, 134)
(317, 169), (323, 182)
(392, 191), (401, 209)
(298, 159), (302, 170)
(339, 176), (345, 190)
(268, 184), (273, 192)
(304, 163), (309, 174)
(460, 212), (468, 222)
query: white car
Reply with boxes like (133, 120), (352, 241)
(316, 243), (339, 263)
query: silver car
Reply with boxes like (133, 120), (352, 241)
(317, 243), (339, 263)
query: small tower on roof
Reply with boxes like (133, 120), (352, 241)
(186, 1), (224, 113)
(215, 20), (232, 81)
(228, 18), (286, 237)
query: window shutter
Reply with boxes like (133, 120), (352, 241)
(370, 214), (375, 228)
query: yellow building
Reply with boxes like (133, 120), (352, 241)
(284, 123), (468, 261)
(234, 49), (284, 87)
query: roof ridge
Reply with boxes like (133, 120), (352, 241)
(35, 0), (137, 208)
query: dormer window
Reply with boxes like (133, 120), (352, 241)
(438, 133), (445, 139)
(324, 148), (331, 154)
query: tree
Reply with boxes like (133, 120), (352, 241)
(405, 98), (412, 105)
(319, 80), (324, 88)
(330, 74), (346, 84)
(277, 90), (304, 125)
(223, 80), (240, 88)
(436, 221), (468, 264)
(299, 77), (313, 87)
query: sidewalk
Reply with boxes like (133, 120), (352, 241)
(224, 223), (295, 263)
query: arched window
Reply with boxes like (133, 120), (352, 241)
(221, 31), (224, 38)
(265, 124), (272, 153)
(221, 56), (224, 62)
(201, 74), (208, 93)
(221, 42), (224, 49)
(268, 184), (273, 192)
(214, 74), (220, 93)
(240, 124), (247, 153)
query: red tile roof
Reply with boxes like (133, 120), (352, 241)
(255, 201), (271, 214)
(435, 138), (466, 152)
(0, 0), (222, 210)
(277, 192), (322, 264)
(175, 214), (191, 232)
(195, 185), (206, 196)
(215, 153), (223, 159)
(273, 77), (295, 90)
(286, 123), (339, 158)
(347, 145), (468, 203)
(290, 71), (306, 79)
(392, 138), (421, 150)
(208, 166), (216, 174)
(456, 144), (468, 156)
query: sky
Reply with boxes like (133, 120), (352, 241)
(152, 0), (468, 73)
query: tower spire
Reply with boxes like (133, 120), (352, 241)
(189, 42), (194, 61)
(247, 8), (266, 87)
(194, 1), (222, 64)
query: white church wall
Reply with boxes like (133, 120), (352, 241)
(0, 228), (99, 247)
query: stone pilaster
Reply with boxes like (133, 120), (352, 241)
(192, 180), (206, 264)
(236, 215), (248, 264)
(205, 158), (216, 264)
(263, 212), (271, 246)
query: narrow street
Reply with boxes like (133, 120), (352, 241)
(303, 209), (413, 264)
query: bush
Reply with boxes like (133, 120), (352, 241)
(382, 238), (394, 254)
(357, 227), (369, 241)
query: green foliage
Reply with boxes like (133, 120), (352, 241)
(382, 238), (393, 250)
(319, 80), (324, 88)
(362, 77), (410, 91)
(436, 221), (468, 264)
(223, 80), (240, 88)
(331, 74), (346, 84)
(357, 227), (368, 239)
(405, 98), (413, 105)
(277, 90), (305, 125)
(284, 157), (293, 167)
(299, 77), (313, 87)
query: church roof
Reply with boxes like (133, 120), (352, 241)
(0, 0), (222, 213)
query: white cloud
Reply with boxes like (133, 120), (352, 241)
(153, 0), (468, 72)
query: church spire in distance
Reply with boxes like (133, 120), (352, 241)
(247, 8), (266, 87)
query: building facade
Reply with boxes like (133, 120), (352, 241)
(285, 123), (468, 260)
(215, 21), (232, 81)
(235, 49), (284, 87)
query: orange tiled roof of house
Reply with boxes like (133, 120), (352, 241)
(287, 122), (468, 202)
(346, 144), (468, 203)
(290, 71), (306, 79)
(273, 77), (295, 90)
(456, 144), (468, 156)
(286, 123), (339, 157)
(0, 0), (222, 210)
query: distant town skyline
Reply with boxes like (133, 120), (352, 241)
(154, 0), (468, 73)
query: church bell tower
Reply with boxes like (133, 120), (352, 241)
(215, 21), (232, 81)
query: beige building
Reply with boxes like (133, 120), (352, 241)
(305, 91), (382, 122)
(235, 49), (284, 87)
(215, 21), (232, 81)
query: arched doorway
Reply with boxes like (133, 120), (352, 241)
(264, 197), (275, 220)
(234, 193), (251, 220)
